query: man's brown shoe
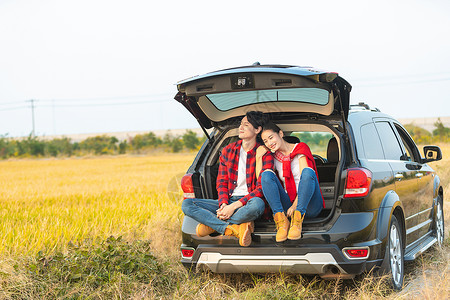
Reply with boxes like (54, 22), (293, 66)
(239, 222), (253, 247)
(224, 223), (252, 247)
(196, 223), (215, 237)
(224, 224), (240, 237)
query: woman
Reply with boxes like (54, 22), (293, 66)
(259, 122), (324, 242)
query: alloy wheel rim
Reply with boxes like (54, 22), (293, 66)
(436, 202), (444, 246)
(389, 224), (402, 286)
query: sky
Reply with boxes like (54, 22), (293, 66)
(0, 0), (449, 137)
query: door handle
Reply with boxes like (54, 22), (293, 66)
(415, 173), (423, 178)
(395, 173), (404, 180)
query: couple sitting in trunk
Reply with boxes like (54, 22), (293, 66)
(181, 111), (324, 246)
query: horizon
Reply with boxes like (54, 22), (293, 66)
(3, 116), (449, 142)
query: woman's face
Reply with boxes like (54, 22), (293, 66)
(261, 129), (284, 152)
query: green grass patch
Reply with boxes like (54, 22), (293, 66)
(1, 236), (182, 299)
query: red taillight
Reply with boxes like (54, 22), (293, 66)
(181, 174), (195, 199)
(181, 249), (194, 258)
(344, 248), (369, 259)
(344, 168), (372, 198)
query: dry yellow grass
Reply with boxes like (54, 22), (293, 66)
(0, 154), (193, 257)
(425, 143), (450, 237)
(0, 145), (448, 299)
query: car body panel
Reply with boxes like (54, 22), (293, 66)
(176, 65), (443, 279)
(176, 65), (336, 85)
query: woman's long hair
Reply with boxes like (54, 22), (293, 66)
(258, 121), (282, 143)
(261, 121), (282, 135)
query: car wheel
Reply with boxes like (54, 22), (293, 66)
(381, 215), (404, 291)
(434, 197), (445, 248)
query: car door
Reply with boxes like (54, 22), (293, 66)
(374, 120), (419, 246)
(391, 122), (434, 240)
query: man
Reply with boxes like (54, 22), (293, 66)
(181, 111), (273, 247)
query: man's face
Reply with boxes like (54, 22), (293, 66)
(238, 116), (260, 141)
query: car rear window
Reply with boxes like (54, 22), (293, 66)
(375, 121), (404, 160)
(206, 88), (330, 111)
(361, 123), (384, 159)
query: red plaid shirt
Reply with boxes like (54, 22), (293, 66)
(217, 140), (274, 206)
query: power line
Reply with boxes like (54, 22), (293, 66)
(350, 71), (450, 82)
(39, 99), (169, 108)
(0, 105), (29, 111)
(1, 74), (449, 110)
(355, 77), (450, 87)
(37, 92), (173, 103)
(0, 101), (27, 107)
(0, 97), (172, 110)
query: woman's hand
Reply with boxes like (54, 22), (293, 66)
(287, 198), (298, 217)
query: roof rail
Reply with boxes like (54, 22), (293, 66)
(350, 102), (380, 112)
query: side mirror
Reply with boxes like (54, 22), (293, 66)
(422, 146), (442, 163)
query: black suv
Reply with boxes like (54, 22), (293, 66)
(174, 64), (445, 290)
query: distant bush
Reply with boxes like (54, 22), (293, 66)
(432, 118), (450, 138)
(131, 132), (162, 150)
(46, 137), (73, 157)
(405, 119), (450, 144)
(182, 129), (201, 150)
(79, 135), (118, 155)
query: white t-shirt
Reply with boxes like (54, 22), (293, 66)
(274, 144), (305, 193)
(232, 146), (249, 197)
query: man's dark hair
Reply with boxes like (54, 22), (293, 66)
(245, 111), (269, 130)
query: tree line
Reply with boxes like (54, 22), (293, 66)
(0, 119), (448, 159)
(404, 118), (450, 144)
(0, 130), (205, 159)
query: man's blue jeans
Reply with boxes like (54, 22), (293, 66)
(261, 168), (323, 218)
(181, 196), (265, 234)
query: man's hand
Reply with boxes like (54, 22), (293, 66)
(216, 201), (243, 220)
(216, 203), (226, 217)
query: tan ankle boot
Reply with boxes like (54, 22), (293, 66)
(249, 221), (255, 233)
(238, 222), (253, 247)
(273, 212), (289, 242)
(224, 224), (240, 237)
(196, 223), (215, 237)
(288, 210), (305, 240)
(224, 223), (252, 247)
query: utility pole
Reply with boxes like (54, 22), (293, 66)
(27, 99), (36, 137)
(52, 99), (56, 135)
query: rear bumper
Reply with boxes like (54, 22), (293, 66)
(181, 244), (382, 277)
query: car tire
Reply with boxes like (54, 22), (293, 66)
(433, 197), (445, 248)
(380, 215), (404, 291)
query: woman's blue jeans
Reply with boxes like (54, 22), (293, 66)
(181, 196), (265, 234)
(261, 168), (323, 218)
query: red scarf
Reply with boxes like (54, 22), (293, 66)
(274, 143), (322, 205)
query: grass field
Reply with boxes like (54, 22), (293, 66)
(0, 148), (448, 299)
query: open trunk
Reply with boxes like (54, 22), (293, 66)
(190, 118), (347, 236)
(177, 64), (352, 243)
